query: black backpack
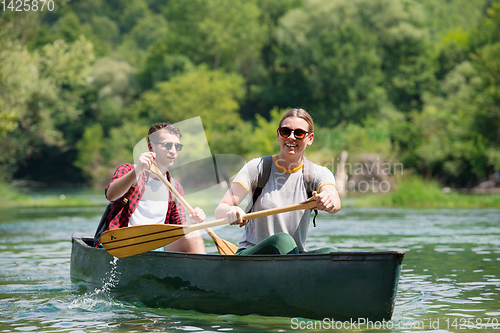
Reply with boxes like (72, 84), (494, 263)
(245, 155), (319, 226)
(93, 185), (135, 246)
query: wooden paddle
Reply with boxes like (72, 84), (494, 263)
(149, 162), (238, 255)
(101, 196), (318, 257)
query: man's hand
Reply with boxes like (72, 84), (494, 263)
(135, 152), (156, 177)
(187, 207), (206, 224)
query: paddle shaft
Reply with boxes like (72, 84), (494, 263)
(182, 196), (318, 234)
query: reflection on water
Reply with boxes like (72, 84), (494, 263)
(0, 205), (499, 332)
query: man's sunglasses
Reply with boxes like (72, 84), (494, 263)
(278, 127), (309, 140)
(155, 142), (184, 151)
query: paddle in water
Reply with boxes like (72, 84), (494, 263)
(149, 162), (238, 255)
(101, 196), (318, 257)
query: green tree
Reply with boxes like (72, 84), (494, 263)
(75, 120), (149, 186)
(240, 0), (303, 119)
(251, 107), (284, 156)
(0, 35), (94, 182)
(74, 123), (106, 185)
(164, 0), (267, 71)
(117, 13), (168, 70)
(416, 0), (489, 41)
(274, 0), (435, 126)
(472, 43), (500, 129)
(392, 57), (499, 185)
(139, 51), (195, 91)
(85, 57), (137, 130)
(128, 65), (251, 154)
(130, 65), (245, 139)
(470, 42), (500, 172)
(435, 27), (471, 80)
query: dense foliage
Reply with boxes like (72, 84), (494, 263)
(1, 0), (499, 189)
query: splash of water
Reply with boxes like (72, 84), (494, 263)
(69, 257), (123, 311)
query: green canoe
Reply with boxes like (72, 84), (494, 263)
(70, 233), (405, 321)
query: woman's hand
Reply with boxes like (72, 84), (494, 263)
(226, 206), (247, 228)
(313, 190), (338, 214)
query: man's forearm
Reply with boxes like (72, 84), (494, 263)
(106, 168), (137, 201)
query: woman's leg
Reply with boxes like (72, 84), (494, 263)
(237, 233), (299, 255)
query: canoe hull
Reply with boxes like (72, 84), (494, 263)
(70, 234), (404, 321)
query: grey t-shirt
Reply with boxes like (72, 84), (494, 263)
(234, 155), (336, 252)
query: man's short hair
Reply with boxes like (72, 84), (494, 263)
(148, 123), (182, 143)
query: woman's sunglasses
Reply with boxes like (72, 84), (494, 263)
(278, 127), (309, 140)
(155, 142), (184, 151)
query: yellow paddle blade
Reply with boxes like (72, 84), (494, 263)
(101, 224), (187, 257)
(206, 229), (238, 255)
(215, 237), (239, 255)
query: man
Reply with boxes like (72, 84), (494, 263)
(101, 122), (206, 253)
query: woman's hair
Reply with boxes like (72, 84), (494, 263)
(148, 122), (182, 143)
(278, 108), (314, 133)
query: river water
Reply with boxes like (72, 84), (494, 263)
(1, 199), (499, 332)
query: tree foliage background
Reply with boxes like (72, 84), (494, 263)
(1, 0), (499, 189)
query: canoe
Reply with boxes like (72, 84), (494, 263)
(70, 233), (405, 321)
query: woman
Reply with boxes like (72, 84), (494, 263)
(101, 122), (207, 253)
(214, 108), (341, 254)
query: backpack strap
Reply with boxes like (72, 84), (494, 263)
(245, 155), (273, 213)
(303, 157), (318, 227)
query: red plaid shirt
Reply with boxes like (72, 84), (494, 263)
(104, 163), (186, 231)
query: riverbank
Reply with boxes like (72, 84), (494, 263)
(0, 184), (105, 209)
